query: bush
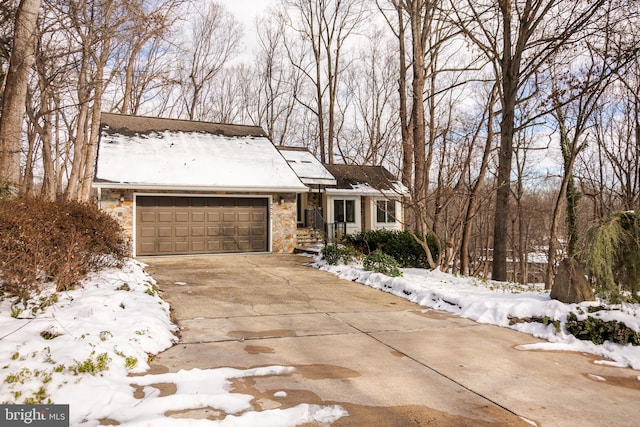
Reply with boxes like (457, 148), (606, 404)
(583, 211), (640, 302)
(0, 197), (127, 300)
(345, 229), (438, 268)
(565, 312), (640, 346)
(363, 250), (402, 277)
(321, 244), (361, 266)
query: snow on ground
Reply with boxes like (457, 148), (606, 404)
(0, 259), (346, 426)
(2, 254), (639, 426)
(311, 255), (640, 371)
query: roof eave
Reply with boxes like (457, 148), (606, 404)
(325, 188), (408, 197)
(299, 177), (337, 186)
(92, 181), (309, 193)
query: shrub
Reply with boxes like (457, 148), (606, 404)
(363, 250), (402, 277)
(321, 244), (361, 265)
(565, 312), (640, 346)
(345, 229), (438, 268)
(0, 197), (127, 300)
(583, 211), (640, 302)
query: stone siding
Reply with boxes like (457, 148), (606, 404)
(98, 188), (135, 254)
(271, 193), (297, 253)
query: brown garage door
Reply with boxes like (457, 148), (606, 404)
(136, 196), (269, 256)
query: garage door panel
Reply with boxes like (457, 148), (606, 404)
(191, 198), (206, 208)
(237, 239), (251, 251)
(158, 212), (172, 222)
(136, 196), (269, 256)
(140, 212), (156, 223)
(158, 241), (173, 253)
(251, 238), (266, 250)
(207, 240), (222, 251)
(174, 198), (189, 208)
(175, 226), (189, 237)
(251, 225), (265, 236)
(174, 241), (189, 252)
(158, 227), (172, 237)
(140, 226), (156, 238)
(223, 238), (237, 251)
(191, 241), (205, 251)
(140, 242), (156, 253)
(175, 212), (189, 222)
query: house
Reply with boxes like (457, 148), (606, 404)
(92, 113), (308, 256)
(278, 147), (407, 244)
(323, 164), (407, 235)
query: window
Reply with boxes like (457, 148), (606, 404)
(334, 199), (355, 223)
(376, 200), (396, 223)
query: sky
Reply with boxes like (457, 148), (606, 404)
(1, 253), (639, 425)
(219, 0), (276, 57)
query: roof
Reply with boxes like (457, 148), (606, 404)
(93, 113), (308, 193)
(277, 146), (336, 186)
(323, 164), (408, 196)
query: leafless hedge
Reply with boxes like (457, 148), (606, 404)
(0, 198), (127, 300)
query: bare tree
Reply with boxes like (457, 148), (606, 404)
(282, 0), (367, 164)
(452, 0), (607, 281)
(339, 28), (400, 167)
(459, 84), (497, 275)
(113, 0), (182, 116)
(252, 10), (302, 145)
(175, 1), (242, 121)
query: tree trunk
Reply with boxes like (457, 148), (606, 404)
(0, 0), (42, 188)
(492, 0), (519, 281)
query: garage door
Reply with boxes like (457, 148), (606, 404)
(136, 196), (269, 256)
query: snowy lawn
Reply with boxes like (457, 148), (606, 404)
(310, 254), (640, 372)
(2, 255), (639, 426)
(0, 259), (345, 426)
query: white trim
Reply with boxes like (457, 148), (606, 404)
(372, 199), (401, 228)
(94, 182), (308, 193)
(132, 192), (273, 257)
(327, 195), (361, 234)
(324, 188), (406, 197)
(298, 177), (337, 186)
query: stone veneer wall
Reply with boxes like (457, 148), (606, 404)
(97, 189), (298, 255)
(271, 193), (297, 253)
(98, 188), (135, 254)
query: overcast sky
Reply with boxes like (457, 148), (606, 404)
(219, 0), (276, 55)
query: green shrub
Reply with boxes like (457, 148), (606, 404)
(321, 244), (361, 265)
(583, 211), (640, 302)
(363, 250), (402, 277)
(345, 229), (438, 268)
(565, 312), (640, 346)
(0, 197), (127, 300)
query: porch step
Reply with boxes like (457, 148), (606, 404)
(296, 228), (325, 251)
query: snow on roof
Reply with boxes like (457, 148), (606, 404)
(94, 115), (307, 192)
(324, 164), (408, 196)
(277, 147), (336, 186)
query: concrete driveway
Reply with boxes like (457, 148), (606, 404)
(141, 254), (640, 426)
